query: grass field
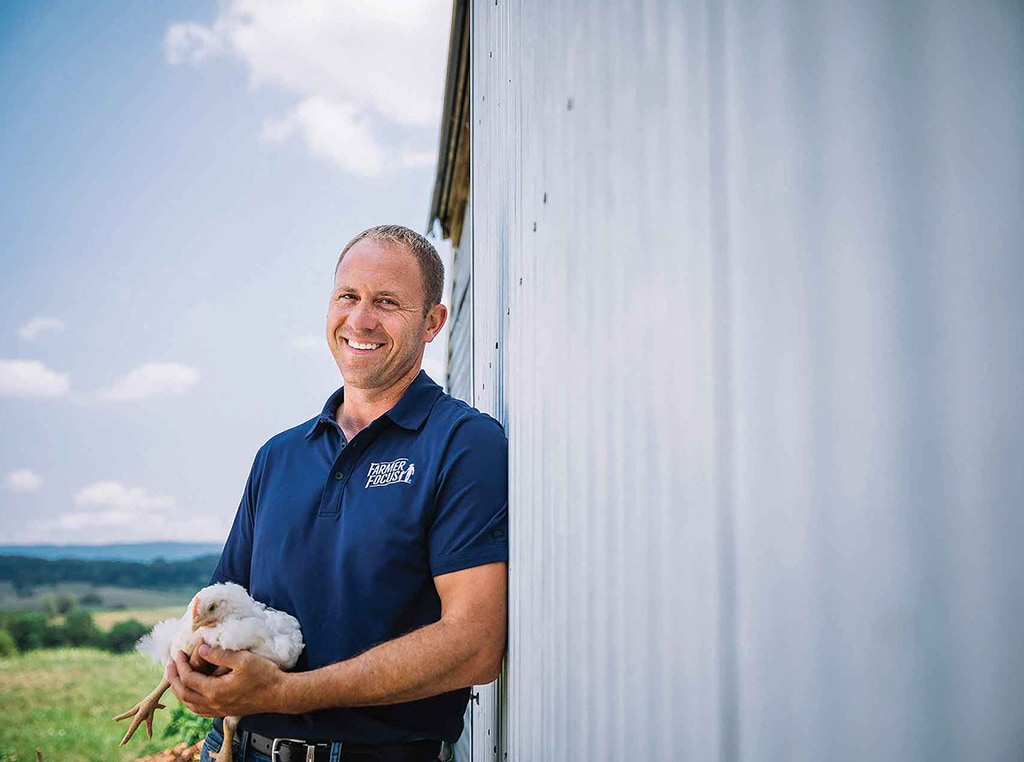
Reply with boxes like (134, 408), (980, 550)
(92, 607), (184, 631)
(0, 647), (190, 762)
(0, 582), (194, 613)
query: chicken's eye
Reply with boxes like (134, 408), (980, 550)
(206, 603), (216, 612)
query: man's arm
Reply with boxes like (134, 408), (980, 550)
(167, 561), (507, 718)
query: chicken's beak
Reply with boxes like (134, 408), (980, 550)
(191, 607), (215, 631)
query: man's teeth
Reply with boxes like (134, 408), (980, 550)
(348, 340), (383, 350)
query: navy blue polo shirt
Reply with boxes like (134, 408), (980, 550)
(211, 371), (508, 743)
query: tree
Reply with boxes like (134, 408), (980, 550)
(61, 609), (100, 647)
(0, 629), (17, 658)
(40, 591), (77, 617)
(105, 620), (149, 653)
(6, 613), (50, 651)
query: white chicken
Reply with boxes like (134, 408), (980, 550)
(114, 582), (304, 762)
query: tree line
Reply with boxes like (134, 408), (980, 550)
(0, 554), (219, 593)
(0, 610), (149, 657)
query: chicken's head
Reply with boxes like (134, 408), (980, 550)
(189, 582), (257, 631)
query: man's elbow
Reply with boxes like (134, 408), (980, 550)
(470, 647), (505, 685)
(465, 633), (505, 686)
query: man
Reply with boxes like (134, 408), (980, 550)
(167, 225), (509, 762)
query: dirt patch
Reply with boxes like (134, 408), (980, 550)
(132, 741), (202, 762)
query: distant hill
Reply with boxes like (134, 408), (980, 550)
(0, 553), (219, 593)
(0, 542), (222, 562)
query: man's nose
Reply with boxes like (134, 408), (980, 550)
(348, 299), (379, 332)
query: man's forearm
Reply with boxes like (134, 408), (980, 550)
(273, 613), (505, 713)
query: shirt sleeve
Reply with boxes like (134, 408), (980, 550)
(429, 413), (509, 577)
(210, 447), (264, 589)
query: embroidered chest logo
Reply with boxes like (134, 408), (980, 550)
(365, 458), (416, 488)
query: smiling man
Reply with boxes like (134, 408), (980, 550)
(167, 225), (509, 762)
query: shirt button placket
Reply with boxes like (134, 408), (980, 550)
(318, 450), (349, 517)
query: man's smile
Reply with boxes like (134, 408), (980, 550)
(345, 338), (384, 351)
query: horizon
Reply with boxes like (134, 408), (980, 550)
(0, 540), (220, 548)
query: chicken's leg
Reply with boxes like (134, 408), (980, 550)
(113, 677), (170, 745)
(209, 715), (239, 762)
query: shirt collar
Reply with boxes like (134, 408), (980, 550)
(383, 370), (443, 431)
(305, 386), (347, 439)
(304, 371), (442, 439)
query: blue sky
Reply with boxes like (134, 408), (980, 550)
(0, 1), (453, 544)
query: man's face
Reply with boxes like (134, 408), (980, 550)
(327, 239), (446, 394)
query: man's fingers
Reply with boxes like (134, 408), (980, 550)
(167, 653), (220, 717)
(188, 649), (211, 671)
(177, 687), (216, 717)
(187, 650), (228, 675)
(169, 645), (268, 718)
(195, 644), (245, 669)
(165, 659), (211, 715)
(166, 653), (188, 691)
(176, 647), (247, 694)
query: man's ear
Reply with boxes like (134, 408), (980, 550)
(424, 303), (448, 342)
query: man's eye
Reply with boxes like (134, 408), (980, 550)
(379, 298), (398, 307)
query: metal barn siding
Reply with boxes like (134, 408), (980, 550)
(475, 3), (723, 758)
(464, 1), (1024, 760)
(446, 190), (474, 402)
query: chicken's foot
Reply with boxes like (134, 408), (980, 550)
(208, 715), (239, 762)
(113, 677), (170, 745)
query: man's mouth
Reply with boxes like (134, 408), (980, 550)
(346, 338), (384, 351)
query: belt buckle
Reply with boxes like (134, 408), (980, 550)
(270, 737), (329, 762)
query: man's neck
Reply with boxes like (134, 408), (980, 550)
(335, 368), (420, 441)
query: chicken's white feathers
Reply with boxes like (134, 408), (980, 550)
(135, 582), (303, 669)
(136, 617), (185, 663)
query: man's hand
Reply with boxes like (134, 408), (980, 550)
(185, 646), (231, 677)
(166, 644), (288, 718)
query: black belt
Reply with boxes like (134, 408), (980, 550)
(247, 731), (442, 762)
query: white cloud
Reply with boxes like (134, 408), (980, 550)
(75, 480), (176, 512)
(5, 469), (42, 493)
(100, 362), (200, 402)
(262, 97), (385, 176)
(289, 334), (324, 351)
(25, 512), (228, 544)
(50, 480), (176, 535)
(399, 150), (438, 169)
(19, 317), (66, 342)
(0, 359), (70, 398)
(20, 480), (229, 543)
(261, 97), (437, 176)
(165, 22), (224, 65)
(17, 480), (230, 544)
(165, 0), (451, 173)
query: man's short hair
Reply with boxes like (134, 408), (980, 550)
(337, 225), (444, 314)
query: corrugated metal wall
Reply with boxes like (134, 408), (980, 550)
(446, 189), (474, 402)
(466, 1), (1024, 760)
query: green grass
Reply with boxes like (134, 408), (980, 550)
(0, 648), (191, 762)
